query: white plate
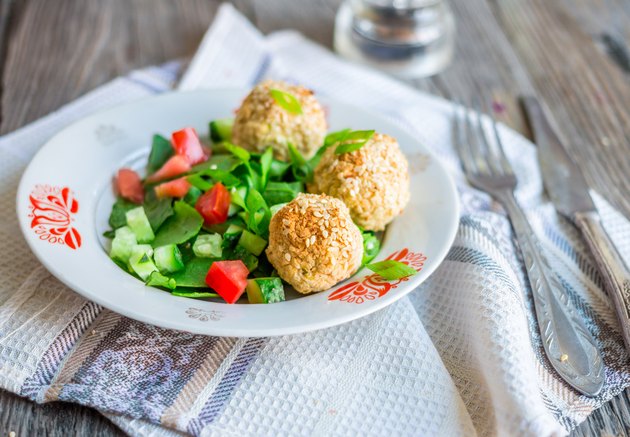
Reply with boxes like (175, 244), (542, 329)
(17, 89), (459, 337)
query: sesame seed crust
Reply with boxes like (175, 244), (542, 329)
(231, 80), (327, 161)
(307, 133), (410, 231)
(266, 193), (363, 294)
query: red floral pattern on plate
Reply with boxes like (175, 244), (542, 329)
(328, 248), (427, 304)
(28, 185), (81, 249)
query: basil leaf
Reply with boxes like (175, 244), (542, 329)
(143, 197), (174, 231)
(147, 134), (174, 174)
(366, 259), (417, 280)
(223, 142), (251, 162)
(108, 198), (137, 229)
(152, 201), (203, 247)
(260, 147), (273, 190)
(335, 130), (375, 154)
(269, 89), (303, 115)
(362, 232), (381, 265)
(287, 142), (313, 182)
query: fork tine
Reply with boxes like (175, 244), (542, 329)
(465, 97), (490, 175)
(452, 100), (475, 177)
(475, 98), (503, 175)
(487, 100), (515, 176)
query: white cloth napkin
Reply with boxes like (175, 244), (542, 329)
(1, 4), (630, 436)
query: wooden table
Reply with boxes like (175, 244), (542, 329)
(1, 0), (629, 435)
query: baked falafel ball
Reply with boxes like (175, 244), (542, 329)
(266, 193), (363, 294)
(231, 80), (327, 161)
(307, 133), (410, 231)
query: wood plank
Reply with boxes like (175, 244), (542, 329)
(0, 0), (254, 134)
(494, 0), (630, 219)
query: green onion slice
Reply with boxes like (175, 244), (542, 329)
(366, 259), (417, 280)
(270, 89), (303, 115)
(334, 130), (375, 154)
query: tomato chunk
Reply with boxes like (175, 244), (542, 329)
(114, 168), (144, 204)
(172, 127), (207, 165)
(146, 155), (191, 183)
(195, 182), (230, 226)
(205, 260), (249, 304)
(154, 177), (191, 198)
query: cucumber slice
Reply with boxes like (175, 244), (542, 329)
(109, 226), (137, 263)
(209, 118), (234, 142)
(230, 186), (247, 209)
(146, 271), (176, 290)
(129, 244), (158, 280)
(238, 230), (267, 256)
(228, 202), (241, 217)
(269, 202), (287, 217)
(193, 234), (223, 258)
(154, 244), (185, 273)
(126, 207), (155, 243)
(246, 277), (285, 304)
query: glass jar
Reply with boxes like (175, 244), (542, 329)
(334, 0), (456, 78)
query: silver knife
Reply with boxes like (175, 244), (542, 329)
(523, 95), (630, 356)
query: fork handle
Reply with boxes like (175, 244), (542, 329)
(574, 211), (630, 350)
(500, 192), (604, 396)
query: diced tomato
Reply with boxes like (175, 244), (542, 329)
(146, 155), (191, 183)
(172, 127), (207, 165)
(154, 177), (191, 198)
(195, 182), (230, 226)
(114, 168), (144, 204)
(205, 260), (249, 304)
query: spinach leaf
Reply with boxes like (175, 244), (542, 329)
(263, 181), (303, 205)
(190, 154), (240, 173)
(143, 197), (174, 232)
(269, 159), (291, 180)
(147, 134), (174, 174)
(108, 198), (136, 229)
(287, 143), (313, 182)
(245, 188), (271, 238)
(171, 256), (215, 287)
(146, 271), (176, 290)
(204, 169), (240, 187)
(171, 290), (218, 298)
(259, 147), (273, 190)
(187, 174), (213, 191)
(152, 201), (203, 247)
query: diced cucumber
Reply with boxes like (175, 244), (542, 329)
(146, 271), (176, 290)
(238, 230), (267, 256)
(232, 245), (258, 272)
(109, 226), (137, 263)
(126, 207), (155, 243)
(129, 244), (158, 280)
(246, 278), (285, 304)
(153, 244), (185, 273)
(270, 202), (287, 216)
(193, 234), (223, 258)
(209, 118), (234, 142)
(222, 224), (243, 251)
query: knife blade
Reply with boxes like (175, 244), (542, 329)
(522, 95), (630, 355)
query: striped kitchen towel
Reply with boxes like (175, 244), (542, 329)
(2, 4), (630, 436)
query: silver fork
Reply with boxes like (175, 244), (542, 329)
(452, 100), (604, 397)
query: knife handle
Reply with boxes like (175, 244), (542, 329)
(575, 211), (630, 349)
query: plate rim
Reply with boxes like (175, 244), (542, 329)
(16, 88), (460, 337)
